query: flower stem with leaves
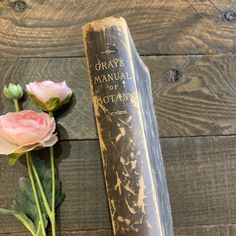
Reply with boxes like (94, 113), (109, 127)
(12, 97), (58, 236)
(26, 152), (47, 236)
(30, 153), (56, 236)
(14, 98), (47, 236)
(25, 80), (72, 236)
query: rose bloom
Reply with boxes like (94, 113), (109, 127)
(0, 110), (57, 155)
(26, 81), (72, 111)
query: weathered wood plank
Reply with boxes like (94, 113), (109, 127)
(1, 137), (236, 234)
(0, 55), (236, 138)
(56, 231), (113, 236)
(162, 136), (236, 227)
(0, 0), (235, 57)
(2, 226), (236, 236)
(1, 226), (236, 236)
(0, 230), (113, 236)
(175, 225), (236, 236)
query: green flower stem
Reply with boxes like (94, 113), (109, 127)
(13, 99), (20, 112)
(50, 146), (56, 236)
(48, 111), (56, 236)
(30, 149), (56, 236)
(35, 221), (42, 236)
(26, 152), (47, 236)
(30, 158), (52, 219)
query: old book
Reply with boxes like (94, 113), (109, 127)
(82, 17), (174, 236)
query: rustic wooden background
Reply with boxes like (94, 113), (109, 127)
(0, 0), (236, 235)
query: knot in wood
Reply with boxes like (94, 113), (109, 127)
(223, 10), (236, 22)
(166, 69), (184, 83)
(13, 0), (26, 13)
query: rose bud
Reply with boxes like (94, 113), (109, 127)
(26, 81), (73, 112)
(4, 83), (23, 100)
(0, 110), (57, 155)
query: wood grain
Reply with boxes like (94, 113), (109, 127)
(2, 137), (236, 234)
(0, 0), (235, 57)
(0, 55), (236, 138)
(175, 225), (236, 236)
(2, 226), (236, 236)
(0, 230), (113, 236)
(162, 136), (236, 227)
(3, 227), (236, 236)
(1, 1), (235, 236)
(56, 231), (113, 236)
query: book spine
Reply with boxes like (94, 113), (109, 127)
(83, 17), (173, 236)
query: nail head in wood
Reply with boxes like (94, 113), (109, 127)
(13, 0), (26, 13)
(223, 10), (236, 22)
(166, 69), (184, 83)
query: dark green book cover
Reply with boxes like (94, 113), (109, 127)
(83, 17), (174, 236)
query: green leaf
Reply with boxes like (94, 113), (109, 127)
(0, 208), (16, 215)
(14, 194), (37, 221)
(14, 212), (36, 236)
(19, 177), (35, 203)
(2, 156), (65, 236)
(8, 152), (25, 166)
(0, 208), (36, 235)
(33, 157), (65, 208)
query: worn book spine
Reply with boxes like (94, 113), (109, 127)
(82, 17), (174, 236)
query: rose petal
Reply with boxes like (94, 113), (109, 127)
(0, 134), (20, 155)
(14, 144), (39, 154)
(0, 110), (58, 155)
(40, 133), (58, 147)
(26, 81), (72, 104)
(0, 111), (56, 146)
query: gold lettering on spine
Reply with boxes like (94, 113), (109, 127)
(95, 92), (136, 105)
(93, 57), (135, 105)
(95, 57), (125, 71)
(94, 72), (133, 84)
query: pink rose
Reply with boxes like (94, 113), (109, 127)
(0, 110), (57, 155)
(26, 81), (73, 112)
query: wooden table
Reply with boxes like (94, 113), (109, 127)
(0, 0), (236, 235)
